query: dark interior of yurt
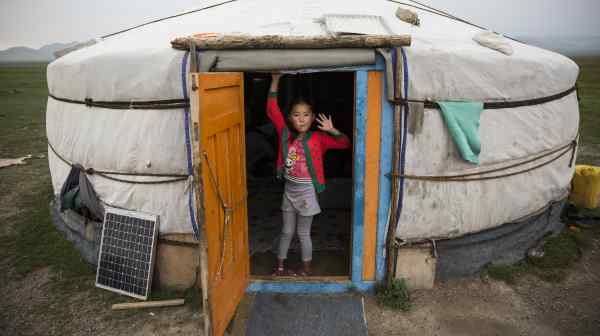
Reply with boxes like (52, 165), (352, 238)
(243, 72), (355, 276)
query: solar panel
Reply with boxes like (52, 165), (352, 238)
(95, 207), (159, 300)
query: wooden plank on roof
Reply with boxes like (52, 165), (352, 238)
(171, 34), (411, 50)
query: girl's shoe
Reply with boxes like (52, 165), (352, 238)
(295, 269), (312, 277)
(271, 266), (296, 277)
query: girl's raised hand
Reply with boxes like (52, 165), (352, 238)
(317, 114), (339, 134)
(270, 73), (281, 92)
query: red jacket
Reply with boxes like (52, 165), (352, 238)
(267, 93), (351, 193)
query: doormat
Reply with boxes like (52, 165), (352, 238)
(246, 293), (368, 336)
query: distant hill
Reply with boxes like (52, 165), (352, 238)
(516, 35), (600, 56)
(0, 42), (77, 63)
(2, 35), (598, 63)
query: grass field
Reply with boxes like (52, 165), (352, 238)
(574, 57), (600, 165)
(576, 57), (600, 144)
(0, 58), (599, 335)
(0, 63), (95, 277)
(0, 63), (48, 157)
(0, 64), (200, 335)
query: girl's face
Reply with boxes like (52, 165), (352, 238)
(289, 103), (314, 134)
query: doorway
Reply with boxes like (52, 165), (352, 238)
(243, 71), (355, 278)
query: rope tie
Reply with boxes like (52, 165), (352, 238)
(569, 138), (578, 168)
(48, 94), (190, 110)
(387, 0), (523, 43)
(388, 139), (577, 182)
(101, 0), (239, 39)
(202, 151), (247, 282)
(49, 85), (576, 111)
(391, 86), (577, 109)
(48, 141), (189, 184)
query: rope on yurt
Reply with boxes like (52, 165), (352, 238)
(48, 94), (189, 110)
(202, 151), (247, 282)
(387, 138), (578, 182)
(47, 84), (576, 113)
(389, 0), (481, 28)
(387, 0), (524, 43)
(393, 85), (578, 110)
(394, 196), (566, 246)
(405, 0), (466, 24)
(181, 51), (200, 240)
(101, 0), (240, 39)
(47, 141), (189, 184)
(47, 82), (576, 112)
(397, 47), (410, 231)
(88, 173), (188, 185)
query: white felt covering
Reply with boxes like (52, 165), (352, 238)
(46, 0), (579, 237)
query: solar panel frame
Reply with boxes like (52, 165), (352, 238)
(95, 207), (159, 300)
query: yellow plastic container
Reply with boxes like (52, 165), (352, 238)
(570, 165), (600, 209)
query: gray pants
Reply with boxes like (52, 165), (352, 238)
(277, 211), (313, 262)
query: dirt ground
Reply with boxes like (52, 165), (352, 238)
(1, 172), (598, 336)
(2, 165), (599, 336)
(0, 268), (203, 336)
(365, 233), (600, 336)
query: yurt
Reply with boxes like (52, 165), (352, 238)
(47, 0), (579, 332)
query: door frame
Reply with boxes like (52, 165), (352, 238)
(185, 53), (393, 335)
(247, 56), (392, 293)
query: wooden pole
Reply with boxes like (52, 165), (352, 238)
(385, 47), (404, 287)
(188, 73), (212, 336)
(171, 34), (411, 50)
(111, 299), (185, 310)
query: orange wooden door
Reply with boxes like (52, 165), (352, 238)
(194, 72), (249, 336)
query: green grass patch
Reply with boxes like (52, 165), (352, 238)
(0, 63), (48, 157)
(528, 230), (583, 282)
(0, 63), (98, 332)
(375, 279), (412, 311)
(0, 63), (94, 281)
(0, 166), (95, 279)
(573, 56), (600, 165)
(486, 262), (529, 285)
(487, 229), (584, 284)
(528, 231), (582, 269)
(574, 57), (600, 145)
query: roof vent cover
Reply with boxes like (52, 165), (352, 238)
(321, 14), (392, 36)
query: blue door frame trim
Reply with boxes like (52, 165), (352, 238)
(247, 57), (390, 293)
(376, 58), (394, 282)
(352, 70), (368, 283)
(180, 51), (200, 240)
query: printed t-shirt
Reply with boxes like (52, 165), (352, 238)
(284, 137), (312, 184)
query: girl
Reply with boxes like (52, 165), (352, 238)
(267, 73), (351, 276)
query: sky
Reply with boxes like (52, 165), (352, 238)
(0, 0), (599, 50)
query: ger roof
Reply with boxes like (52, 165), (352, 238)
(48, 0), (578, 103)
(101, 0), (482, 46)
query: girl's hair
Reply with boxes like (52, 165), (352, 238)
(289, 97), (313, 114)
